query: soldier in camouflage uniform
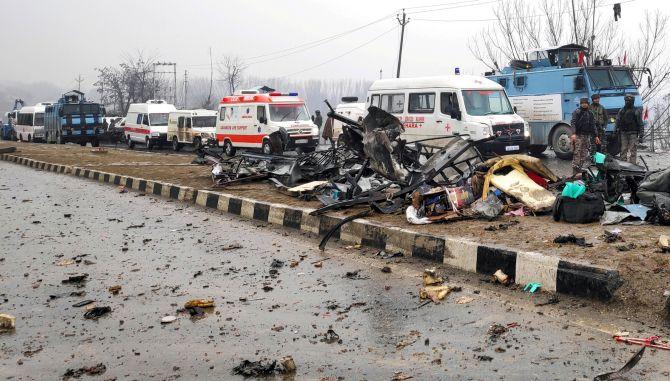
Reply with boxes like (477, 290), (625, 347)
(570, 98), (598, 175)
(616, 94), (644, 165)
(589, 94), (607, 153)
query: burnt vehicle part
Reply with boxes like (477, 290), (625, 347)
(202, 145), (360, 187)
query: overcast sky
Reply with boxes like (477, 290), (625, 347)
(1, 0), (668, 90)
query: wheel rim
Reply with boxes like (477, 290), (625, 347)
(225, 142), (232, 155)
(556, 133), (572, 154)
(263, 143), (271, 154)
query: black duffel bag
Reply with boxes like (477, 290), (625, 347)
(552, 192), (605, 223)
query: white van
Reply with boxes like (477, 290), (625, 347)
(167, 109), (218, 151)
(123, 100), (177, 150)
(216, 91), (319, 156)
(331, 101), (366, 142)
(15, 103), (51, 142)
(367, 75), (530, 155)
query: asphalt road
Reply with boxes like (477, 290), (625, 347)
(1, 162), (669, 380)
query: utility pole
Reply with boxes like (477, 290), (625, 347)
(590, 0), (596, 63)
(396, 9), (409, 78)
(571, 0), (579, 44)
(183, 70), (188, 109)
(75, 75), (84, 92)
(153, 62), (177, 104)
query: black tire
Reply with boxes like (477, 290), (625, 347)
(172, 137), (181, 152)
(27, 134), (32, 143)
(528, 144), (547, 156)
(91, 139), (100, 147)
(80, 141), (87, 147)
(262, 140), (273, 155)
(224, 140), (236, 157)
(127, 135), (135, 149)
(301, 146), (316, 153)
(145, 137), (153, 150)
(551, 124), (574, 160)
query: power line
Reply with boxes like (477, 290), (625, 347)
(244, 12), (396, 62)
(412, 0), (637, 23)
(402, 0), (493, 10)
(405, 0), (500, 15)
(278, 25), (399, 78)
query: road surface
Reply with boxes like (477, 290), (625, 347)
(1, 162), (669, 380)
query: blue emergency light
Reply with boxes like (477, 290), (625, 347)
(288, 92), (298, 96)
(455, 67), (460, 75)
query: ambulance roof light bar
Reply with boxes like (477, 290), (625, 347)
(268, 92), (299, 96)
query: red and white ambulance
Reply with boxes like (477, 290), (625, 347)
(216, 91), (319, 156)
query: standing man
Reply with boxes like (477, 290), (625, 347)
(589, 94), (607, 153)
(570, 97), (598, 175)
(313, 110), (323, 144)
(322, 116), (335, 148)
(616, 94), (643, 165)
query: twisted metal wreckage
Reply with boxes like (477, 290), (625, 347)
(198, 101), (495, 217)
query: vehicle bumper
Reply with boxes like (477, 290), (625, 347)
(62, 129), (103, 142)
(286, 135), (319, 150)
(477, 136), (530, 156)
(149, 133), (168, 144)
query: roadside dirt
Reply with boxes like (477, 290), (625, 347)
(2, 141), (669, 314)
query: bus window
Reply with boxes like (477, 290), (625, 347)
(142, 114), (149, 125)
(185, 118), (192, 128)
(257, 106), (266, 123)
(136, 114), (143, 124)
(381, 94), (404, 114)
(219, 107), (226, 121)
(178, 116), (184, 128)
(440, 92), (460, 116)
(408, 93), (435, 114)
(371, 94), (380, 107)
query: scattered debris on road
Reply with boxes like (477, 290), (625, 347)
(593, 346), (645, 381)
(83, 306), (111, 320)
(553, 234), (593, 247)
(0, 313), (16, 330)
(62, 363), (107, 380)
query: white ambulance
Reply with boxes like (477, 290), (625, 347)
(123, 100), (177, 150)
(216, 91), (319, 156)
(15, 102), (51, 142)
(366, 75), (530, 155)
(166, 109), (218, 151)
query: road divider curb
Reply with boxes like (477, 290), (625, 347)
(1, 153), (622, 301)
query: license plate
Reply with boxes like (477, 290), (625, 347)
(295, 139), (308, 144)
(505, 145), (519, 151)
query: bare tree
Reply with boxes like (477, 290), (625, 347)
(94, 53), (164, 115)
(468, 1), (668, 102)
(627, 12), (670, 102)
(218, 55), (245, 95)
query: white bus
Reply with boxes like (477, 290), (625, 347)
(367, 75), (530, 155)
(123, 100), (176, 150)
(167, 109), (217, 151)
(15, 103), (51, 142)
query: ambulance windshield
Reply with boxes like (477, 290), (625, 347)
(269, 104), (310, 122)
(462, 90), (514, 116)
